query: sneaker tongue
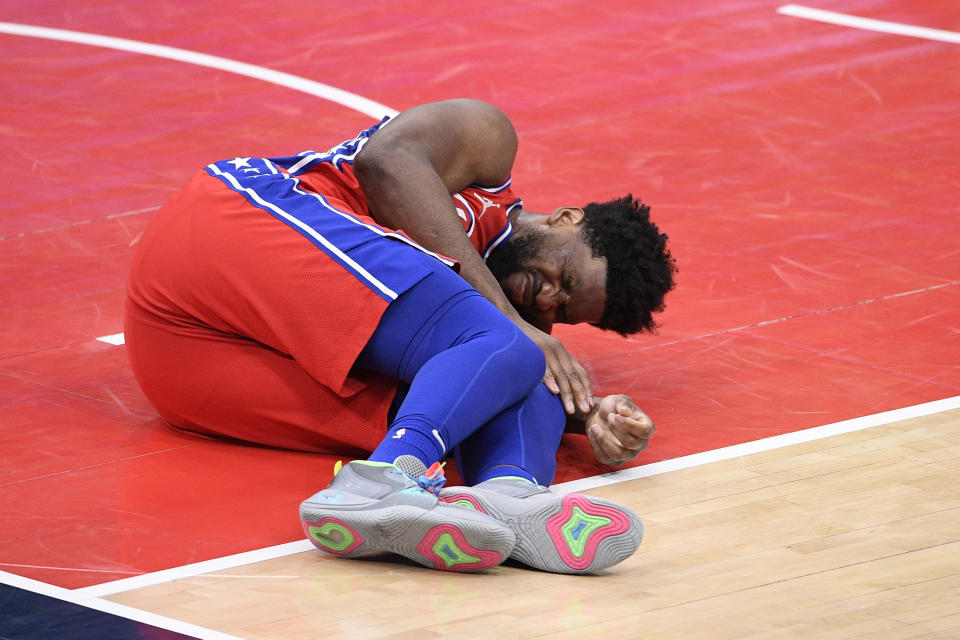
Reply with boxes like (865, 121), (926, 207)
(393, 456), (447, 495)
(392, 455), (427, 478)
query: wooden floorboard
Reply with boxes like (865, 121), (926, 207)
(107, 410), (960, 639)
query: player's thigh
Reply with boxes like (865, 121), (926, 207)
(357, 254), (544, 385)
(129, 170), (426, 394)
(125, 301), (394, 454)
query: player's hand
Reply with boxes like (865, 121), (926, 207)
(519, 322), (594, 415)
(584, 394), (654, 466)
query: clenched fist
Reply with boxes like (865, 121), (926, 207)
(584, 394), (655, 466)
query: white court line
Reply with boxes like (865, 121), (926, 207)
(0, 569), (244, 640)
(0, 22), (399, 119)
(0, 22), (400, 345)
(778, 5), (960, 44)
(75, 394), (960, 598)
(76, 541), (314, 598)
(553, 394), (960, 495)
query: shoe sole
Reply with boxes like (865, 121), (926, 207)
(441, 490), (643, 574)
(300, 503), (515, 572)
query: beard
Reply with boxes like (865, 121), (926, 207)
(485, 226), (548, 286)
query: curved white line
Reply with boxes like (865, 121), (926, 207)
(778, 5), (960, 44)
(0, 21), (399, 119)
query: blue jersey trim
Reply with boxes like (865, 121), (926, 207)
(206, 156), (442, 303)
(272, 115), (391, 175)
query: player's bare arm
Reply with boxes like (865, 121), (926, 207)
(354, 98), (594, 414)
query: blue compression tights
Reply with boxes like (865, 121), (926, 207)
(355, 257), (567, 485)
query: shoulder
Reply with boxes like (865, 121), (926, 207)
(444, 98), (515, 133)
(360, 99), (518, 192)
(378, 99), (516, 147)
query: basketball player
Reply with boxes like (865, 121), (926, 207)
(126, 99), (676, 574)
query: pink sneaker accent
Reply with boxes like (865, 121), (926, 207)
(417, 523), (505, 572)
(545, 495), (633, 571)
(439, 492), (489, 514)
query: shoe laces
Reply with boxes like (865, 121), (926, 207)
(416, 461), (447, 495)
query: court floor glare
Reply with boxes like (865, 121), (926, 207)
(1, 0), (960, 638)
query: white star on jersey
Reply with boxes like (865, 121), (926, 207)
(228, 157), (252, 169)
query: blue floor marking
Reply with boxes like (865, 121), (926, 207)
(0, 583), (199, 640)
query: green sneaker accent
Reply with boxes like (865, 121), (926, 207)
(446, 498), (480, 511)
(309, 521), (356, 552)
(561, 507), (611, 558)
(432, 532), (482, 568)
(302, 459), (516, 571)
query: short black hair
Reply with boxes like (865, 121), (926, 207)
(580, 195), (677, 336)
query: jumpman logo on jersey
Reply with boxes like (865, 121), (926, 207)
(473, 194), (501, 218)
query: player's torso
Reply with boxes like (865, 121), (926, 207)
(452, 181), (521, 259)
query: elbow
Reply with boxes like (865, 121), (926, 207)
(353, 145), (389, 186)
(354, 141), (422, 193)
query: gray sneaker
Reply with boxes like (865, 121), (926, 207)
(440, 476), (643, 574)
(300, 456), (516, 572)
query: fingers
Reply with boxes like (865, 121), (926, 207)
(607, 415), (653, 451)
(519, 322), (593, 415)
(612, 395), (643, 419)
(587, 423), (637, 466)
(550, 366), (592, 415)
(587, 397), (654, 465)
(543, 342), (593, 415)
(608, 406), (654, 451)
(548, 361), (576, 415)
(570, 359), (594, 412)
(542, 368), (560, 395)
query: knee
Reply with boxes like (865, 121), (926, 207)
(494, 326), (546, 391)
(530, 381), (565, 423)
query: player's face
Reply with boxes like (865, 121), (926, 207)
(488, 223), (607, 333)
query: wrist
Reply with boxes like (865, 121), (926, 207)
(574, 396), (603, 422)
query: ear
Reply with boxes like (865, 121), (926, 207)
(547, 207), (585, 228)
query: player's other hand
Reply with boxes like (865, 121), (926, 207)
(519, 322), (594, 415)
(585, 394), (654, 466)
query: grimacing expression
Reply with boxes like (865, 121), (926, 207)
(487, 224), (607, 333)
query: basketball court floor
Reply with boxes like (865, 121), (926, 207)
(1, 1), (958, 637)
